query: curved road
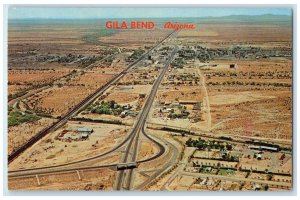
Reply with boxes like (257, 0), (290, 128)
(8, 30), (176, 164)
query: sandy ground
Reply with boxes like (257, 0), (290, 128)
(8, 118), (57, 155)
(7, 19), (293, 191)
(9, 122), (128, 171)
(178, 24), (292, 42)
(9, 168), (116, 191)
(8, 84), (30, 96)
(8, 69), (70, 85)
(100, 29), (170, 46)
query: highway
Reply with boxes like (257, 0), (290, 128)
(8, 122), (167, 177)
(8, 30), (176, 164)
(114, 43), (178, 190)
(134, 130), (179, 190)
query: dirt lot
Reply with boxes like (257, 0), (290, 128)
(137, 139), (159, 161)
(205, 59), (292, 140)
(158, 86), (205, 102)
(9, 121), (127, 171)
(209, 95), (292, 140)
(107, 85), (152, 103)
(9, 168), (116, 190)
(8, 117), (57, 155)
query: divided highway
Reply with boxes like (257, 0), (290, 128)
(8, 30), (176, 164)
(115, 45), (178, 190)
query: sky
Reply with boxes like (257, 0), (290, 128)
(8, 7), (292, 19)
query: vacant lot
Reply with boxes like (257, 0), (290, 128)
(204, 58), (292, 141)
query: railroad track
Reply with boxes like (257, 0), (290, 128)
(8, 30), (176, 164)
(115, 43), (178, 190)
(9, 32), (192, 192)
(9, 128), (166, 178)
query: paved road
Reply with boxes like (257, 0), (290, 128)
(135, 132), (179, 190)
(115, 44), (178, 191)
(8, 30), (176, 164)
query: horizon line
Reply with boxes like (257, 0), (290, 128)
(8, 13), (292, 20)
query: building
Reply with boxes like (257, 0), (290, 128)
(128, 111), (138, 117)
(80, 133), (89, 139)
(193, 102), (202, 110)
(261, 146), (278, 152)
(77, 127), (93, 133)
(249, 145), (278, 152)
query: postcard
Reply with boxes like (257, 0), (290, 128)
(6, 6), (293, 192)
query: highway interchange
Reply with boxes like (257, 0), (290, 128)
(8, 29), (292, 191)
(8, 30), (179, 190)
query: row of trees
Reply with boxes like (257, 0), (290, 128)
(87, 100), (125, 116)
(186, 138), (233, 151)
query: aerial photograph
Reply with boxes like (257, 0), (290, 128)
(6, 6), (293, 191)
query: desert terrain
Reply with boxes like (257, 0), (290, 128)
(8, 15), (293, 191)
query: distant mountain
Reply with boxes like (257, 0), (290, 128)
(8, 14), (292, 26)
(173, 14), (292, 26)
